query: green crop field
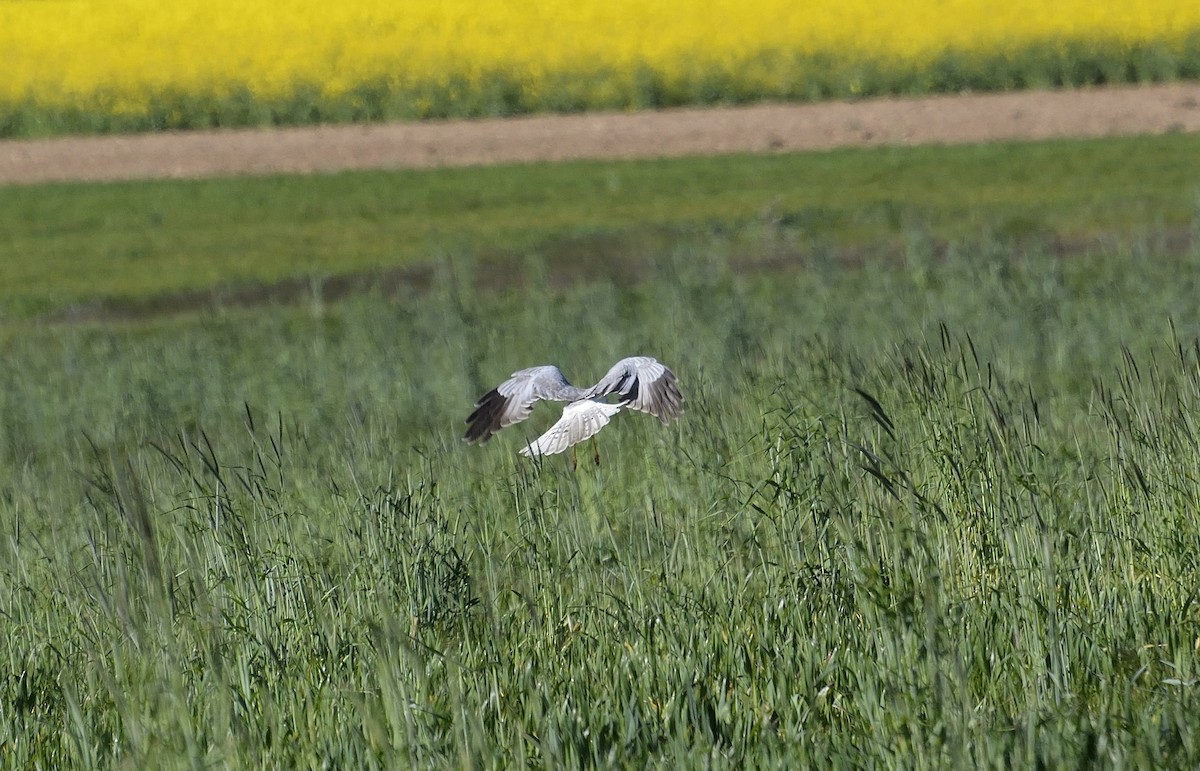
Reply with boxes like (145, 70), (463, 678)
(3, 133), (1200, 321)
(2, 139), (1200, 767)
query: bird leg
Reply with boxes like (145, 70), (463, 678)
(592, 437), (601, 466)
(569, 445), (578, 472)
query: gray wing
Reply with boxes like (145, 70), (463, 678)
(464, 365), (586, 444)
(587, 356), (684, 424)
(518, 400), (623, 456)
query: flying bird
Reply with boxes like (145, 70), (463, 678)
(463, 356), (683, 459)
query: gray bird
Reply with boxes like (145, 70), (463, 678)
(463, 356), (684, 458)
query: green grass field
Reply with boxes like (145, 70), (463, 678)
(3, 133), (1199, 321)
(2, 138), (1200, 767)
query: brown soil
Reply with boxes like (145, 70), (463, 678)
(3, 83), (1200, 185)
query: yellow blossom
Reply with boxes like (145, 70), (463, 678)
(0, 0), (1196, 126)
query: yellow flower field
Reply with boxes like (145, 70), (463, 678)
(2, 0), (1199, 135)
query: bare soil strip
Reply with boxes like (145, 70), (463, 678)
(3, 83), (1200, 186)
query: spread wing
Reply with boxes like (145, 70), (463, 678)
(518, 400), (623, 457)
(588, 356), (684, 424)
(463, 365), (583, 444)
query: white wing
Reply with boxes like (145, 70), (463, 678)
(464, 365), (587, 444)
(519, 400), (623, 456)
(588, 356), (684, 424)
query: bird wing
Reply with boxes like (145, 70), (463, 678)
(464, 365), (576, 444)
(588, 356), (684, 424)
(519, 400), (623, 456)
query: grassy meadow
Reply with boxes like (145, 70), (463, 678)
(3, 135), (1200, 766)
(3, 0), (1200, 136)
(4, 132), (1200, 321)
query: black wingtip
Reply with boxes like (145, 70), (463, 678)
(463, 387), (505, 444)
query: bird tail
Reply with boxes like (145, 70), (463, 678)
(519, 400), (623, 456)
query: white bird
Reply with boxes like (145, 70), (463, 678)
(463, 356), (684, 458)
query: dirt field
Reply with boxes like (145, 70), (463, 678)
(3, 83), (1200, 185)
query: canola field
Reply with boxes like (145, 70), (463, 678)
(3, 0), (1200, 136)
